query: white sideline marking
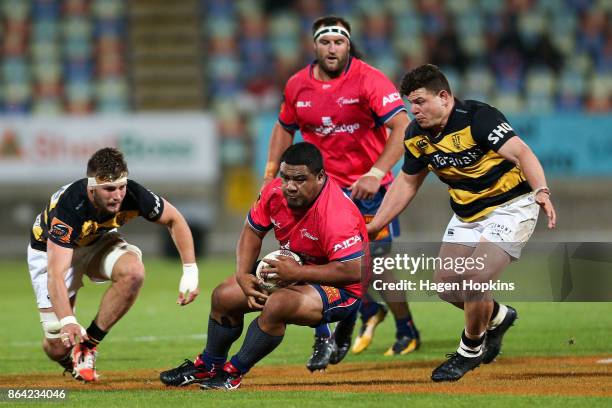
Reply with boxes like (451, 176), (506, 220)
(596, 358), (612, 364)
(8, 334), (206, 347)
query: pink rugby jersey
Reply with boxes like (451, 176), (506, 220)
(247, 177), (368, 297)
(278, 57), (407, 187)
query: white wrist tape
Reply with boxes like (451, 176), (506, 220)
(59, 316), (78, 327)
(364, 166), (385, 181)
(180, 263), (199, 294)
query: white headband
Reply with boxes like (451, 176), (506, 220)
(87, 175), (128, 188)
(313, 25), (350, 41)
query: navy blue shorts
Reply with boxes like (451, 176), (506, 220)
(310, 284), (361, 325)
(342, 185), (400, 257)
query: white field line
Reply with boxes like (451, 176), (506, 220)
(596, 358), (612, 364)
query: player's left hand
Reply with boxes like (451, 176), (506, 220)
(349, 175), (380, 201)
(177, 263), (200, 306)
(535, 192), (556, 229)
(264, 256), (301, 282)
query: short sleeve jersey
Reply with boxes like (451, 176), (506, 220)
(247, 177), (368, 297)
(30, 179), (164, 251)
(279, 57), (406, 187)
(402, 99), (530, 221)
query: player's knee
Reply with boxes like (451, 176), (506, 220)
(261, 291), (291, 321)
(115, 261), (145, 293)
(211, 282), (233, 312)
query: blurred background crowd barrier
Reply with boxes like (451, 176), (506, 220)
(0, 0), (610, 257)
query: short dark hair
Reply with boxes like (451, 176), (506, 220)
(400, 64), (452, 96)
(87, 147), (128, 180)
(280, 142), (324, 175)
(312, 15), (361, 58)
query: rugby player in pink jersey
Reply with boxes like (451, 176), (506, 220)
(262, 16), (420, 371)
(160, 143), (368, 389)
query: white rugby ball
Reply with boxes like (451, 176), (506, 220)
(255, 249), (302, 292)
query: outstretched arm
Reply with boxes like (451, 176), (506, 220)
(366, 169), (429, 238)
(497, 137), (556, 229)
(47, 241), (89, 346)
(156, 199), (199, 305)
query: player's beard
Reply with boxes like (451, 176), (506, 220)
(317, 52), (349, 78)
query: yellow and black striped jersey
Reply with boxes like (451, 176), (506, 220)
(402, 98), (531, 221)
(30, 179), (164, 251)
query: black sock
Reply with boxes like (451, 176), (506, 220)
(57, 352), (73, 371)
(490, 301), (500, 322)
(230, 318), (283, 374)
(202, 316), (243, 367)
(82, 320), (107, 349)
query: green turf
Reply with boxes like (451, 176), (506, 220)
(0, 257), (610, 406)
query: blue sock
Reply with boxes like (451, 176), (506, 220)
(359, 293), (381, 323)
(395, 316), (419, 339)
(314, 323), (331, 338)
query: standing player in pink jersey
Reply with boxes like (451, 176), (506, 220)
(262, 16), (420, 371)
(160, 143), (368, 390)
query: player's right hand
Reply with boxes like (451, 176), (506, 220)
(60, 323), (88, 348)
(236, 273), (268, 310)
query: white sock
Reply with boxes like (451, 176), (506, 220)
(457, 330), (485, 358)
(488, 304), (508, 330)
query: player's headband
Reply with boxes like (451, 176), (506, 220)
(87, 173), (128, 188)
(313, 25), (350, 41)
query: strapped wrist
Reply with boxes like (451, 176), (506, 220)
(59, 315), (78, 327)
(364, 166), (385, 181)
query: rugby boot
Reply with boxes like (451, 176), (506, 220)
(199, 361), (242, 390)
(160, 354), (217, 386)
(431, 352), (483, 382)
(71, 344), (98, 382)
(351, 306), (387, 354)
(306, 336), (333, 371)
(482, 305), (518, 364)
(384, 330), (421, 356)
(329, 319), (354, 365)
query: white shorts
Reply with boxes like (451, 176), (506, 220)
(27, 232), (142, 310)
(442, 193), (540, 259)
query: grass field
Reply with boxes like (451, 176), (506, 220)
(0, 256), (610, 407)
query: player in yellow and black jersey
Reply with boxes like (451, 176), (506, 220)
(31, 178), (163, 251)
(402, 97), (531, 221)
(27, 147), (200, 383)
(367, 64), (556, 383)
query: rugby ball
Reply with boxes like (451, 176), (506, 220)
(255, 249), (302, 292)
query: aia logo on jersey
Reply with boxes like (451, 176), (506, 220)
(297, 101), (311, 108)
(50, 217), (73, 244)
(382, 92), (401, 106)
(487, 123), (513, 145)
(333, 234), (362, 252)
